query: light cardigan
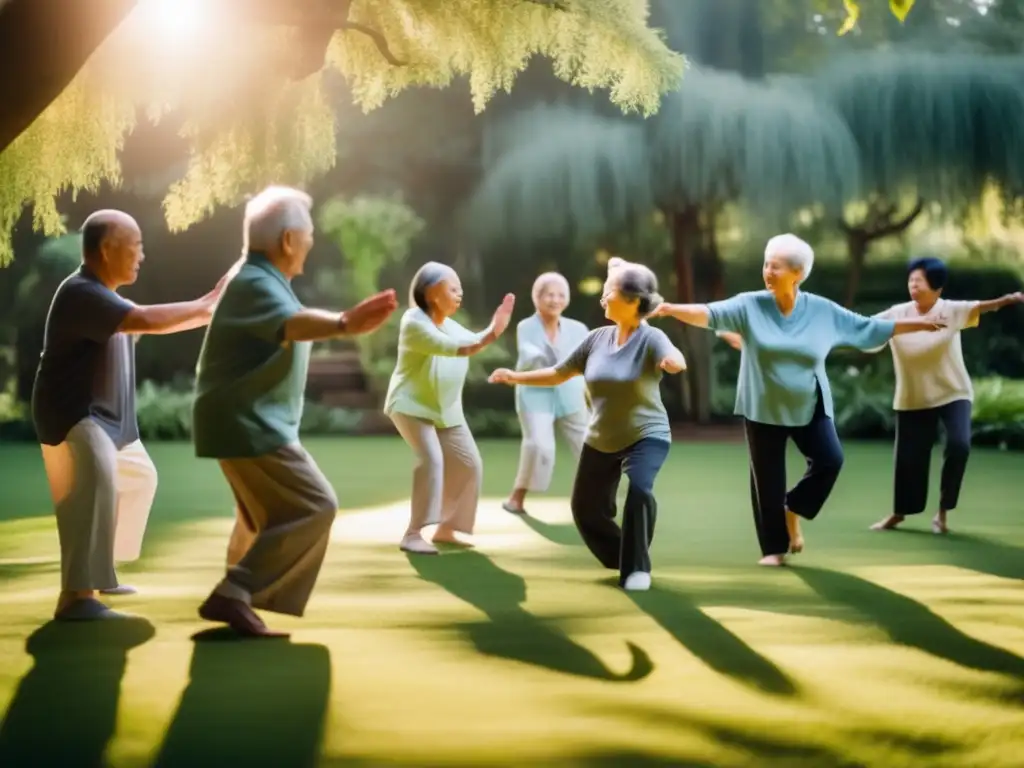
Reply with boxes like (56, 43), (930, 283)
(514, 314), (589, 417)
(706, 290), (896, 426)
(384, 308), (485, 428)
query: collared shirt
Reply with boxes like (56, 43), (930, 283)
(384, 308), (485, 428)
(32, 265), (138, 448)
(192, 253), (309, 458)
(874, 298), (979, 411)
(514, 313), (589, 417)
(706, 290), (896, 426)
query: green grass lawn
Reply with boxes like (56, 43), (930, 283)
(0, 437), (1021, 767)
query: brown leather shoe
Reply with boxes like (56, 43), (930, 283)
(198, 593), (289, 638)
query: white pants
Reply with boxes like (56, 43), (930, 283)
(40, 419), (158, 591)
(390, 413), (482, 536)
(513, 410), (588, 492)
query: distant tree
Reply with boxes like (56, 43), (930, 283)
(466, 69), (860, 421)
(816, 51), (1024, 305)
(0, 0), (684, 265)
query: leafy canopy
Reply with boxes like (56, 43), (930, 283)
(0, 0), (684, 265)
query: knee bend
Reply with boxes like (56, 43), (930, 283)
(625, 484), (655, 508)
(946, 439), (970, 461)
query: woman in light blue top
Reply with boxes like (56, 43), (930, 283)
(384, 262), (515, 555)
(502, 272), (590, 515)
(650, 234), (944, 566)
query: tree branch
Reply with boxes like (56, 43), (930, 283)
(838, 196), (924, 242)
(340, 21), (406, 66)
(0, 0), (138, 155)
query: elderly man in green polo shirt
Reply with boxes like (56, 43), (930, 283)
(192, 185), (398, 638)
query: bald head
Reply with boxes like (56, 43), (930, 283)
(80, 209), (144, 288)
(81, 210), (140, 262)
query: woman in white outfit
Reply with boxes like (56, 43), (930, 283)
(384, 262), (516, 555)
(502, 272), (589, 515)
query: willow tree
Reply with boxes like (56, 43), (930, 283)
(466, 68), (860, 421)
(816, 51), (1024, 305)
(0, 0), (685, 265)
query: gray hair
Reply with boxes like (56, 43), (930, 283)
(764, 233), (814, 283)
(531, 272), (571, 309)
(613, 262), (663, 318)
(243, 185), (314, 254)
(409, 261), (457, 311)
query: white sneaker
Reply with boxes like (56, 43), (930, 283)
(400, 533), (438, 555)
(623, 572), (652, 591)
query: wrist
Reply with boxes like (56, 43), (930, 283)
(337, 312), (349, 334)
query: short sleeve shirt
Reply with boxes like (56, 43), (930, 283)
(31, 266), (138, 448)
(192, 254), (309, 458)
(554, 323), (675, 453)
(875, 299), (979, 410)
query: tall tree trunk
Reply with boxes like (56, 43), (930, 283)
(843, 231), (868, 308)
(669, 204), (713, 423)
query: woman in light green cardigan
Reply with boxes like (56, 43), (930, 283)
(384, 262), (515, 555)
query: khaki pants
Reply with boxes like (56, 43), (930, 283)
(40, 419), (158, 592)
(513, 410), (588, 492)
(389, 414), (482, 536)
(214, 443), (338, 617)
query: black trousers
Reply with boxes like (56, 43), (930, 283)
(744, 390), (845, 557)
(570, 438), (670, 585)
(893, 399), (972, 516)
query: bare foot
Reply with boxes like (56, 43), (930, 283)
(432, 528), (474, 548)
(871, 514), (905, 531)
(785, 509), (805, 553)
(758, 554), (787, 567)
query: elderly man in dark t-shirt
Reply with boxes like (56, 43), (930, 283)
(32, 209), (230, 621)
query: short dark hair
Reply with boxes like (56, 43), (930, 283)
(615, 264), (664, 318)
(907, 256), (948, 291)
(81, 218), (110, 260)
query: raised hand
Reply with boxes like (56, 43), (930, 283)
(646, 302), (669, 319)
(491, 294), (516, 337)
(343, 289), (399, 336)
(488, 368), (515, 384)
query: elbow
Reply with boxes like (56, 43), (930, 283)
(117, 308), (154, 334)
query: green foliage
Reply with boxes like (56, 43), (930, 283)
(317, 194), (425, 393)
(133, 379), (366, 440)
(647, 69), (861, 219)
(318, 194), (425, 300)
(0, 73), (135, 265)
(467, 105), (652, 246)
(0, 0), (684, 264)
(817, 52), (1024, 209)
(467, 69), (863, 247)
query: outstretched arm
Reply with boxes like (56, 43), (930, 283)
(284, 290), (399, 342)
(489, 367), (576, 387)
(402, 294), (516, 357)
(968, 291), (1023, 325)
(648, 302), (711, 327)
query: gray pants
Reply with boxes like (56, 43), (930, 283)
(513, 409), (588, 492)
(390, 413), (482, 536)
(214, 443), (338, 617)
(40, 418), (158, 592)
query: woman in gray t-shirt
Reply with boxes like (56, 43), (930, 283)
(490, 259), (685, 591)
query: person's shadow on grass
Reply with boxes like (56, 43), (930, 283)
(0, 617), (155, 768)
(408, 550), (653, 682)
(795, 566), (1024, 680)
(152, 631), (331, 768)
(521, 516), (798, 695)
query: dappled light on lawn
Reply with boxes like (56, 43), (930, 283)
(0, 439), (1022, 765)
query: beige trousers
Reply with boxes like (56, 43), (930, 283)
(40, 419), (158, 592)
(214, 443), (338, 617)
(513, 410), (589, 492)
(389, 413), (482, 536)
